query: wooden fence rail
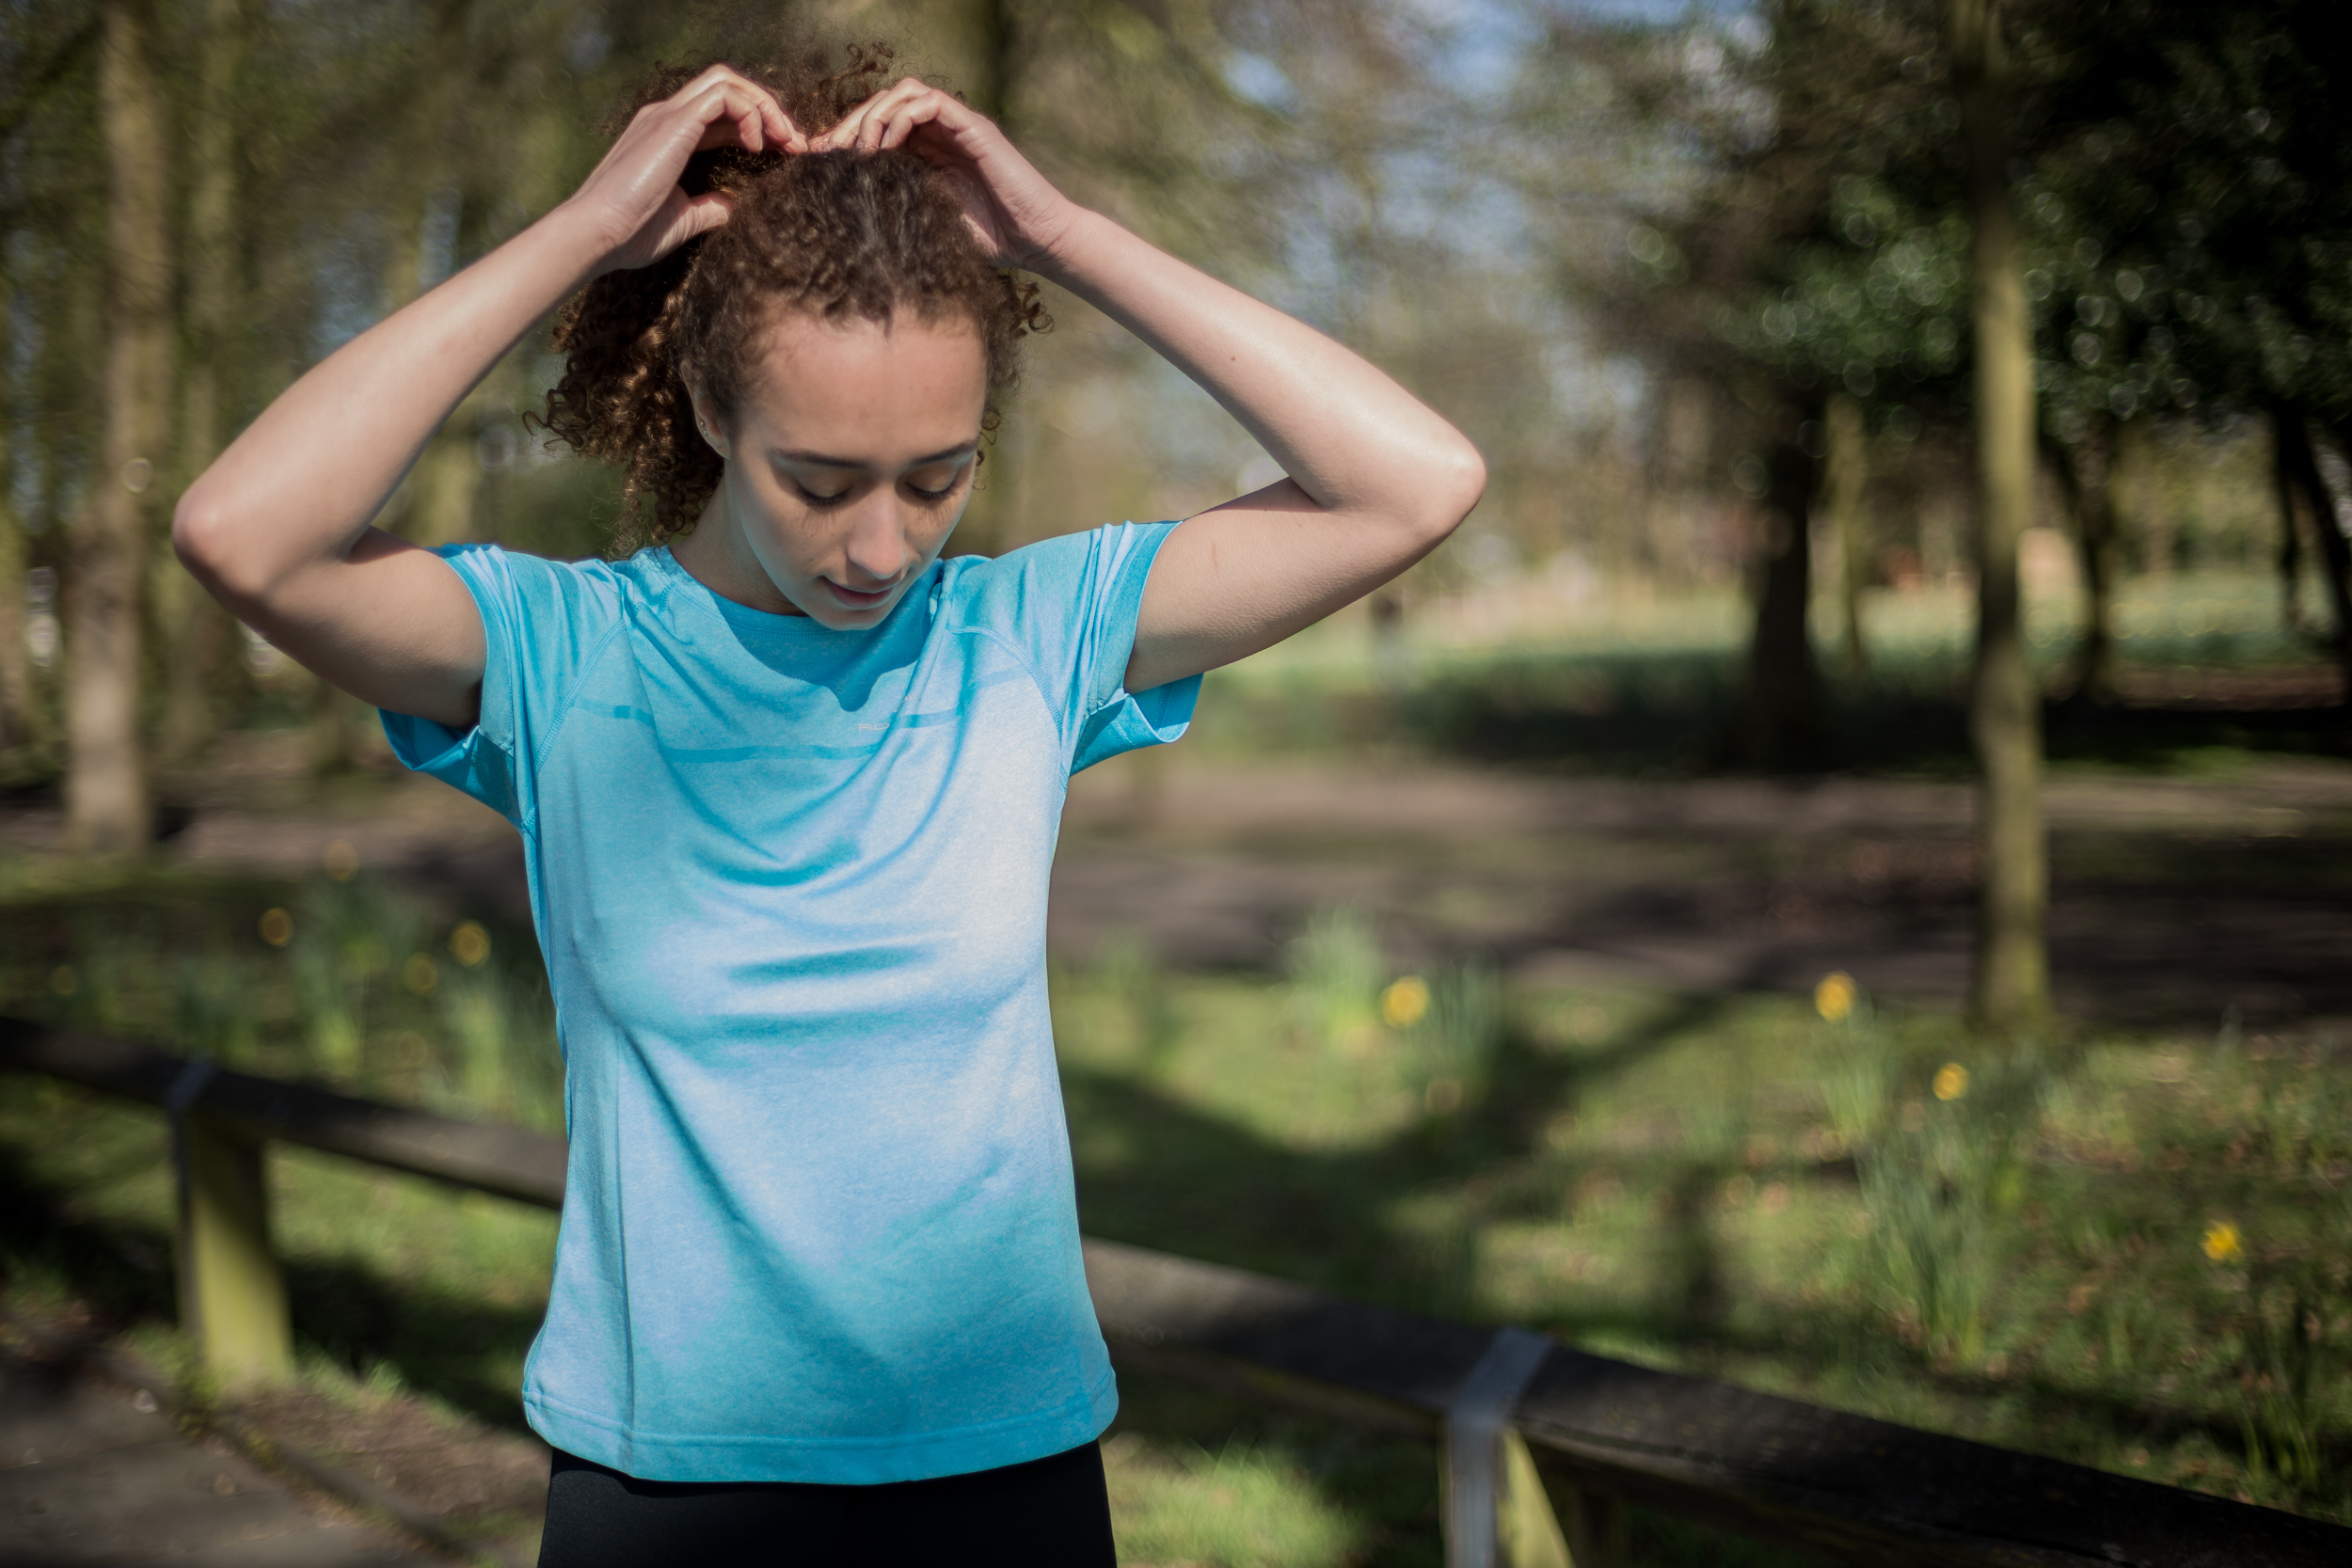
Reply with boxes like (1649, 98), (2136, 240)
(3, 1016), (2344, 1568)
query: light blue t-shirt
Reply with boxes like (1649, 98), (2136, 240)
(381, 524), (1198, 1483)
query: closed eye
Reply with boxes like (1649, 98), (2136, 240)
(905, 458), (971, 504)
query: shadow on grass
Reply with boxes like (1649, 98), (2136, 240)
(0, 1139), (544, 1433)
(1071, 988), (1735, 1310)
(1068, 980), (2334, 1545)
(1378, 648), (2348, 774)
(6, 966), (2328, 1557)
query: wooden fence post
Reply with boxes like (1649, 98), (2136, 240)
(1446, 1327), (1571, 1568)
(1556, 1481), (1629, 1568)
(1497, 1430), (1573, 1568)
(174, 1112), (292, 1389)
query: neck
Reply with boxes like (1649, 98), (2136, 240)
(668, 481), (804, 616)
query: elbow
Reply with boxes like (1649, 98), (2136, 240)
(172, 488), (264, 610)
(1418, 437), (1486, 546)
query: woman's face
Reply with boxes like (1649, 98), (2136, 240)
(691, 308), (991, 627)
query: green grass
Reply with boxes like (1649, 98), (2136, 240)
(1052, 943), (2352, 1529)
(4, 859), (2349, 1560)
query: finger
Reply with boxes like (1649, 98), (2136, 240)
(872, 95), (946, 152)
(818, 79), (929, 152)
(686, 83), (778, 153)
(678, 190), (735, 241)
(811, 93), (885, 153)
(677, 71), (801, 154)
(867, 81), (948, 150)
(748, 84), (803, 152)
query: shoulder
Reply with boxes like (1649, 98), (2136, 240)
(437, 542), (633, 628)
(938, 522), (1180, 629)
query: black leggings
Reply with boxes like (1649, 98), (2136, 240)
(535, 1442), (1118, 1567)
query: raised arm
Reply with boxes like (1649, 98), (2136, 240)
(173, 68), (802, 727)
(1049, 217), (1486, 690)
(817, 82), (1486, 693)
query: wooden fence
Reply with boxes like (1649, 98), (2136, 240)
(3, 1016), (2345, 1568)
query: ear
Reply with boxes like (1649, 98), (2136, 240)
(686, 387), (732, 461)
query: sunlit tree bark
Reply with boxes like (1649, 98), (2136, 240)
(70, 0), (171, 851)
(1952, 0), (2049, 1030)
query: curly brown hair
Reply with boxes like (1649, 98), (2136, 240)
(536, 45), (1050, 551)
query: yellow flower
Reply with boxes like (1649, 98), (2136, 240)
(1932, 1063), (1969, 1101)
(449, 921), (492, 968)
(2201, 1221), (2243, 1264)
(1379, 976), (1430, 1029)
(1814, 972), (1856, 1022)
(403, 953), (439, 996)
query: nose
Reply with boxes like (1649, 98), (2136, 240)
(839, 496), (915, 587)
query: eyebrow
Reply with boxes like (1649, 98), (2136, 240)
(771, 440), (980, 469)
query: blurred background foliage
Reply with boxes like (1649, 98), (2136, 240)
(5, 0), (2352, 1560)
(3, 0), (2348, 804)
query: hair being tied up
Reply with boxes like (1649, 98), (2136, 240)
(538, 45), (1051, 550)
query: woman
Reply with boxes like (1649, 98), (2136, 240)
(176, 48), (1483, 1566)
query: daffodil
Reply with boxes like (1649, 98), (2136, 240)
(449, 920), (492, 968)
(1379, 975), (1430, 1029)
(1932, 1063), (1968, 1101)
(2201, 1220), (2243, 1264)
(1814, 972), (1856, 1022)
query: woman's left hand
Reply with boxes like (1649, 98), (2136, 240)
(808, 78), (1081, 271)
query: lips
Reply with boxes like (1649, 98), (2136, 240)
(820, 578), (893, 610)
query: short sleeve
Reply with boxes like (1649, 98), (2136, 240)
(378, 544), (623, 830)
(948, 521), (1201, 775)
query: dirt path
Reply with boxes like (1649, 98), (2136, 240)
(0, 1349), (436, 1567)
(1057, 751), (2352, 1034)
(8, 733), (2346, 1036)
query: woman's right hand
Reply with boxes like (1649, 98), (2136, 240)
(565, 66), (804, 277)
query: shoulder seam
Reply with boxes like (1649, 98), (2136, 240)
(949, 622), (1074, 769)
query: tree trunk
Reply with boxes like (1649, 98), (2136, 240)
(1822, 393), (1870, 672)
(1952, 0), (2049, 1031)
(2276, 409), (2352, 704)
(1728, 408), (1829, 770)
(158, 0), (250, 769)
(2048, 417), (2119, 705)
(71, 0), (171, 852)
(0, 267), (40, 759)
(0, 516), (34, 760)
